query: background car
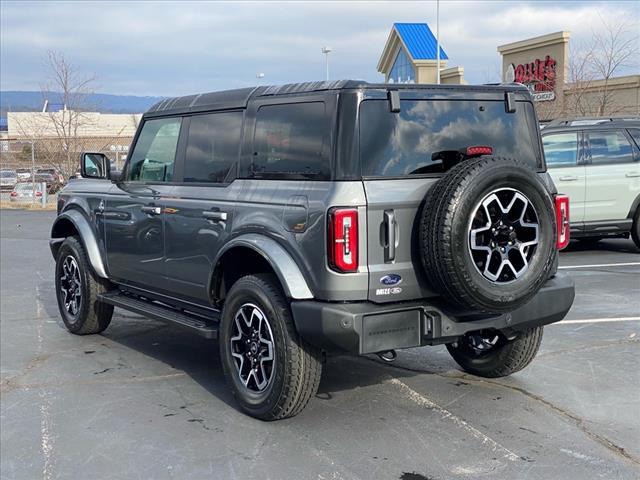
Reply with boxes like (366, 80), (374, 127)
(34, 168), (64, 193)
(542, 117), (640, 247)
(0, 170), (18, 191)
(9, 182), (44, 202)
(15, 168), (32, 182)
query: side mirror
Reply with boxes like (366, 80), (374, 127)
(80, 152), (111, 179)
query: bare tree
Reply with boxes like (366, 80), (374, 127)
(13, 51), (98, 177)
(563, 18), (639, 117)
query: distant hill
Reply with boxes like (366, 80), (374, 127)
(0, 91), (165, 118)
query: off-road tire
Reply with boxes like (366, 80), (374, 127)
(55, 236), (114, 334)
(219, 274), (322, 420)
(446, 327), (544, 378)
(420, 156), (557, 314)
(631, 208), (640, 250)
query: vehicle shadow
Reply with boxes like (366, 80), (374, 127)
(562, 237), (639, 254)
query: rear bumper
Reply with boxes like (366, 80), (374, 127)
(291, 272), (575, 354)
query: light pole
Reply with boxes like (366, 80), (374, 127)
(30, 140), (35, 206)
(436, 0), (440, 85)
(321, 47), (332, 81)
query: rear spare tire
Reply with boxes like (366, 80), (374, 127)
(420, 156), (556, 314)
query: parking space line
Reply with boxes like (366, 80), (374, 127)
(386, 377), (521, 462)
(559, 262), (640, 269)
(555, 317), (640, 325)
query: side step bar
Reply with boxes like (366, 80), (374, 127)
(98, 291), (219, 339)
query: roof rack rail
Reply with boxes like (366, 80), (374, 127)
(546, 116), (640, 127)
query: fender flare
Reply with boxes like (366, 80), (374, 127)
(211, 234), (314, 300)
(50, 209), (108, 279)
(627, 192), (640, 219)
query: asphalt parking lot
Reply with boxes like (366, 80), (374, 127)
(1, 209), (639, 480)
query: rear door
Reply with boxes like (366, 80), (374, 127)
(583, 129), (638, 222)
(543, 130), (586, 223)
(162, 111), (244, 303)
(359, 96), (542, 303)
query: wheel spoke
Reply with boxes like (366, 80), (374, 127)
(230, 303), (275, 393)
(469, 188), (539, 283)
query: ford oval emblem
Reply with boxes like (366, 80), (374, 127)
(380, 274), (402, 286)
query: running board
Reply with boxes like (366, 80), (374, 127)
(98, 291), (219, 339)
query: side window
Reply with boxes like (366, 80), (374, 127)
(184, 112), (243, 183)
(247, 102), (329, 180)
(587, 130), (634, 165)
(126, 117), (181, 182)
(542, 132), (579, 167)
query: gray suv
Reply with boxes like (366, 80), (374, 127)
(50, 81), (575, 420)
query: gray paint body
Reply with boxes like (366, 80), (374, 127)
(51, 81), (571, 350)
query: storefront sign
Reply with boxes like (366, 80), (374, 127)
(505, 55), (557, 102)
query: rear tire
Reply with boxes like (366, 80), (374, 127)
(446, 327), (543, 378)
(55, 236), (114, 335)
(219, 274), (322, 420)
(631, 208), (640, 250)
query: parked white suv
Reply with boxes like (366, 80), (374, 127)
(542, 118), (640, 248)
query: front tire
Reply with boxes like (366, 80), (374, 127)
(219, 274), (322, 420)
(446, 327), (543, 378)
(55, 236), (114, 335)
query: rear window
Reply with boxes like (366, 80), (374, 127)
(359, 99), (541, 177)
(245, 102), (329, 180)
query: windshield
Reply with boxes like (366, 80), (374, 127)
(15, 183), (38, 191)
(359, 99), (541, 177)
(1, 171), (16, 178)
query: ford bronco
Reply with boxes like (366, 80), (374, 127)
(50, 81), (575, 420)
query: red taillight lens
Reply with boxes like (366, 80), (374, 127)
(466, 145), (493, 156)
(555, 194), (570, 250)
(328, 208), (358, 273)
(35, 191), (43, 197)
(10, 191), (17, 197)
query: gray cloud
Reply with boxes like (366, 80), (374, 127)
(1, 0), (638, 96)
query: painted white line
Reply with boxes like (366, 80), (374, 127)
(386, 377), (520, 461)
(559, 262), (640, 269)
(555, 317), (640, 325)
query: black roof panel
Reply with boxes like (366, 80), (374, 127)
(144, 80), (531, 117)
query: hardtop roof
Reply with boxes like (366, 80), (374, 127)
(145, 80), (531, 117)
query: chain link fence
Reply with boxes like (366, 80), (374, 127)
(1, 136), (132, 209)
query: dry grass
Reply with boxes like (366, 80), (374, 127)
(0, 201), (57, 211)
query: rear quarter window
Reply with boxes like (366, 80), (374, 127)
(359, 99), (541, 177)
(245, 102), (330, 180)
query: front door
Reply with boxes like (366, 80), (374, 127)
(104, 116), (182, 290)
(583, 129), (638, 222)
(163, 111), (244, 303)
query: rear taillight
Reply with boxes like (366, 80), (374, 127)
(10, 191), (17, 197)
(466, 145), (493, 156)
(328, 208), (358, 273)
(35, 191), (42, 197)
(555, 194), (570, 250)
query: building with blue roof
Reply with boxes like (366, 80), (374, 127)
(377, 23), (465, 85)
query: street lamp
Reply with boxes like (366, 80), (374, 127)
(321, 47), (332, 81)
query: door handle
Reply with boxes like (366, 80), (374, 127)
(625, 172), (640, 178)
(384, 209), (396, 262)
(202, 210), (228, 222)
(559, 175), (579, 181)
(141, 206), (162, 215)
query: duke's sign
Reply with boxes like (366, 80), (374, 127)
(505, 55), (557, 102)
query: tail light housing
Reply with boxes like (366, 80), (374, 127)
(555, 194), (570, 249)
(35, 191), (43, 197)
(10, 191), (17, 197)
(465, 145), (493, 157)
(328, 208), (358, 273)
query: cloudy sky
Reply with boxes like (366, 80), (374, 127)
(1, 0), (638, 97)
